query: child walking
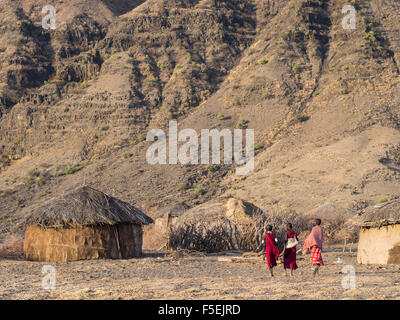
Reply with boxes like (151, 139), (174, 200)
(283, 223), (298, 276)
(264, 225), (280, 277)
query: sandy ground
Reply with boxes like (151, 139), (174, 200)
(1, 247), (400, 300)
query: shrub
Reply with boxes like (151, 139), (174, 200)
(205, 164), (214, 172)
(55, 166), (81, 177)
(257, 58), (267, 65)
(236, 118), (249, 129)
(295, 114), (310, 122)
(292, 63), (301, 74)
(231, 99), (240, 106)
(80, 81), (89, 89)
(178, 183), (189, 191)
(216, 113), (225, 120)
(254, 143), (263, 150)
(379, 197), (388, 204)
(364, 31), (376, 42)
(24, 169), (48, 188)
(123, 152), (133, 159)
(195, 188), (205, 196)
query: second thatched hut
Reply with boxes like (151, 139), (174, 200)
(22, 186), (153, 263)
(357, 199), (400, 265)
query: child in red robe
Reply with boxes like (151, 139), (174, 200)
(302, 218), (324, 277)
(264, 225), (280, 277)
(283, 223), (298, 276)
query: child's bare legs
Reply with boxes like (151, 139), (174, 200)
(268, 266), (274, 277)
(313, 264), (320, 277)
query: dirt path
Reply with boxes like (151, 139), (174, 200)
(1, 248), (399, 300)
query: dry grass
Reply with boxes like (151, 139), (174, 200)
(1, 248), (400, 300)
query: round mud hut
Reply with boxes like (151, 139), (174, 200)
(357, 199), (400, 265)
(23, 186), (153, 263)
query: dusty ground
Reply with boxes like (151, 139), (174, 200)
(1, 246), (399, 300)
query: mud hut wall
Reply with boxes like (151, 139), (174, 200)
(24, 223), (143, 262)
(357, 224), (400, 264)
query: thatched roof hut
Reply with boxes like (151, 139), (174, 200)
(23, 186), (153, 263)
(357, 199), (400, 264)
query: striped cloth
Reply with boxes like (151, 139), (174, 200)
(310, 245), (324, 265)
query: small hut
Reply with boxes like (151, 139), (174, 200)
(22, 186), (153, 263)
(142, 203), (190, 250)
(357, 199), (400, 265)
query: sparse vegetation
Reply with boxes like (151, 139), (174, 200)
(123, 152), (133, 159)
(236, 118), (249, 129)
(23, 169), (47, 188)
(257, 58), (267, 65)
(178, 183), (189, 191)
(295, 114), (310, 123)
(364, 31), (377, 42)
(195, 188), (205, 196)
(231, 99), (240, 107)
(292, 63), (301, 74)
(80, 81), (89, 89)
(379, 197), (388, 204)
(55, 167), (82, 177)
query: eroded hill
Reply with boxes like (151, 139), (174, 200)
(0, 0), (400, 235)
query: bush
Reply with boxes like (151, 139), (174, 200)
(295, 114), (310, 122)
(292, 63), (301, 74)
(55, 166), (81, 177)
(24, 169), (48, 188)
(178, 183), (189, 191)
(379, 197), (388, 203)
(254, 143), (263, 150)
(231, 99), (240, 107)
(364, 31), (376, 42)
(236, 118), (249, 129)
(257, 58), (267, 65)
(216, 113), (225, 120)
(195, 188), (205, 196)
(123, 152), (133, 159)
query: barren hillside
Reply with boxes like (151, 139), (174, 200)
(0, 0), (400, 236)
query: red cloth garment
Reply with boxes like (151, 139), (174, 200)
(310, 245), (324, 265)
(283, 231), (298, 270)
(265, 232), (280, 268)
(302, 225), (324, 254)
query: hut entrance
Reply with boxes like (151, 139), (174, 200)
(109, 223), (142, 259)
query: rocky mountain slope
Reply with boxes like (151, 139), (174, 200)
(0, 0), (399, 236)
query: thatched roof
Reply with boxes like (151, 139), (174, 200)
(22, 186), (153, 228)
(361, 199), (400, 228)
